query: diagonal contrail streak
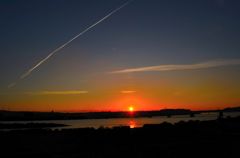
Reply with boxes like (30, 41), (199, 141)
(8, 0), (133, 88)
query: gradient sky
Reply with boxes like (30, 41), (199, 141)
(0, 0), (240, 112)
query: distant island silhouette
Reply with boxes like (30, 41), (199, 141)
(1, 107), (239, 121)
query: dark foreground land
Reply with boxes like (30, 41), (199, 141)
(0, 122), (68, 129)
(1, 116), (240, 158)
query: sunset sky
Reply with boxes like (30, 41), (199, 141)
(0, 0), (240, 112)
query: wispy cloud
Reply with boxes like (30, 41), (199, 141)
(25, 90), (88, 95)
(110, 59), (240, 74)
(121, 90), (136, 94)
(0, 92), (8, 96)
(8, 82), (16, 88)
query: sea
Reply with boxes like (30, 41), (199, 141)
(1, 111), (240, 130)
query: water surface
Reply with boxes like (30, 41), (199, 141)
(1, 112), (239, 130)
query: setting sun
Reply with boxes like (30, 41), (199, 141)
(128, 106), (134, 112)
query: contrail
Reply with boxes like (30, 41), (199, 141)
(8, 0), (133, 88)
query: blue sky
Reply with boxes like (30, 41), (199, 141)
(0, 0), (240, 111)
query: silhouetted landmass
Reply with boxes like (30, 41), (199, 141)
(0, 109), (195, 121)
(0, 123), (68, 129)
(0, 116), (239, 158)
(194, 106), (240, 113)
(1, 107), (240, 121)
(223, 106), (240, 112)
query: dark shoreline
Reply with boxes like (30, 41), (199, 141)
(0, 109), (195, 121)
(1, 116), (240, 158)
(0, 122), (68, 129)
(1, 107), (239, 121)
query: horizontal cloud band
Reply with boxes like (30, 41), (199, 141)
(110, 59), (240, 74)
(121, 90), (136, 94)
(25, 91), (88, 95)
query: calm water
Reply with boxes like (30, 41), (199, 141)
(2, 111), (240, 130)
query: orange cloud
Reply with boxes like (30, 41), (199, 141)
(121, 90), (136, 94)
(25, 90), (88, 95)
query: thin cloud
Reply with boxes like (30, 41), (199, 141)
(8, 82), (16, 88)
(110, 59), (240, 74)
(0, 92), (8, 95)
(25, 90), (88, 95)
(121, 90), (136, 94)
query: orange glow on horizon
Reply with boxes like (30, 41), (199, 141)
(2, 85), (240, 112)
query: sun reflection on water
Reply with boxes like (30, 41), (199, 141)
(129, 120), (136, 128)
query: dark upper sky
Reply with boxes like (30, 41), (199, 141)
(0, 0), (240, 111)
